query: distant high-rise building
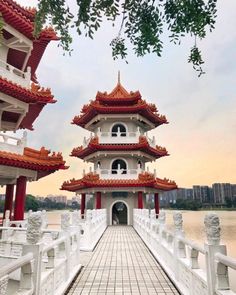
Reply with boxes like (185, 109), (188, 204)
(46, 195), (67, 204)
(212, 183), (232, 204)
(231, 184), (236, 199)
(193, 185), (211, 203)
(200, 186), (211, 203)
(193, 186), (201, 202)
(176, 188), (193, 200)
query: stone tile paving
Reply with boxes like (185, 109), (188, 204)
(67, 226), (179, 295)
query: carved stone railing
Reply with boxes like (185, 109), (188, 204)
(0, 59), (31, 88)
(0, 131), (27, 155)
(0, 211), (82, 295)
(133, 209), (236, 295)
(0, 252), (34, 295)
(79, 209), (107, 251)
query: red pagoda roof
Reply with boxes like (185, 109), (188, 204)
(0, 79), (56, 104)
(72, 82), (168, 128)
(71, 136), (168, 159)
(96, 82), (142, 105)
(61, 172), (177, 192)
(0, 146), (68, 179)
(0, 79), (56, 130)
(0, 0), (58, 41)
(1, 0), (59, 81)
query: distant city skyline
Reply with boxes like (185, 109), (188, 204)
(160, 182), (236, 207)
(4, 0), (235, 197)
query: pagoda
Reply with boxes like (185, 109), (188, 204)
(62, 76), (177, 225)
(0, 0), (67, 221)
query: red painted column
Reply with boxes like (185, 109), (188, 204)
(154, 193), (160, 218)
(3, 184), (14, 220)
(81, 193), (86, 219)
(138, 191), (143, 209)
(96, 191), (101, 209)
(14, 176), (27, 221)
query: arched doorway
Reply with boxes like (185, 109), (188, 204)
(112, 201), (128, 225)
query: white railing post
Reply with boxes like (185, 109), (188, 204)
(61, 212), (71, 281)
(19, 259), (34, 291)
(71, 211), (81, 264)
(173, 212), (185, 282)
(2, 210), (10, 228)
(22, 212), (43, 295)
(215, 258), (229, 290)
(158, 210), (166, 234)
(204, 213), (227, 295)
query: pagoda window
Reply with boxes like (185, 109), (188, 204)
(111, 123), (126, 137)
(111, 159), (127, 174)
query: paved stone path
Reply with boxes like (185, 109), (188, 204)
(67, 226), (179, 295)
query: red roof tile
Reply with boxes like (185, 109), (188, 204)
(61, 172), (177, 192)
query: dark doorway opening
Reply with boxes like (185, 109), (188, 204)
(112, 202), (128, 225)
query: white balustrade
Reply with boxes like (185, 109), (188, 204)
(97, 128), (141, 144)
(80, 209), (107, 251)
(146, 134), (156, 148)
(82, 128), (158, 148)
(96, 167), (142, 179)
(0, 211), (82, 295)
(0, 59), (31, 88)
(0, 131), (27, 155)
(133, 209), (236, 295)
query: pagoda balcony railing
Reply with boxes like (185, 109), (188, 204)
(97, 129), (141, 144)
(146, 134), (156, 148)
(96, 167), (144, 179)
(0, 131), (27, 155)
(0, 59), (31, 88)
(83, 130), (156, 147)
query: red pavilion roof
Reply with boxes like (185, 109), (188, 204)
(61, 172), (177, 192)
(72, 82), (168, 128)
(71, 136), (168, 159)
(0, 146), (68, 179)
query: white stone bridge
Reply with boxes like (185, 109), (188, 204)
(0, 209), (235, 295)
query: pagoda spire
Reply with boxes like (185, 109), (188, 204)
(118, 71), (121, 85)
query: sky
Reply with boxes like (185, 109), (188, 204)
(11, 1), (236, 197)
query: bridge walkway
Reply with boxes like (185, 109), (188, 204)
(67, 226), (179, 295)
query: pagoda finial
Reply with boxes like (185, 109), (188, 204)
(118, 70), (121, 85)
